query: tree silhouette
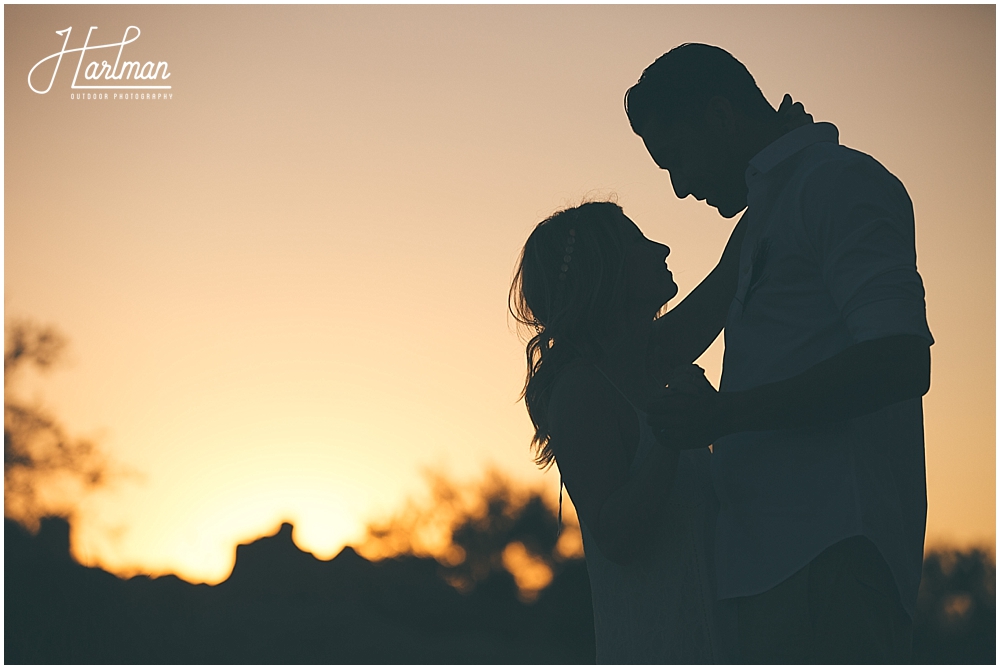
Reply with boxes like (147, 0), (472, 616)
(4, 319), (108, 529)
(913, 547), (996, 663)
(361, 469), (582, 601)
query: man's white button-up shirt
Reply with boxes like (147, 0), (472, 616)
(713, 122), (933, 618)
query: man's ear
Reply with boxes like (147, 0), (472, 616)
(703, 96), (738, 136)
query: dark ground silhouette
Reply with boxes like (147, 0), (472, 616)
(5, 516), (595, 664)
(5, 514), (994, 664)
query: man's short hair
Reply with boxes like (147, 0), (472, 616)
(625, 43), (775, 134)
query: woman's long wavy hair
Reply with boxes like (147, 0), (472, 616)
(509, 201), (631, 469)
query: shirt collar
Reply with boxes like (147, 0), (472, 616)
(745, 122), (839, 185)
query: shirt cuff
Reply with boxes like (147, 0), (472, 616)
(844, 298), (935, 345)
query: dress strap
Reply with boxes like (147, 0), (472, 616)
(591, 364), (658, 478)
(558, 474), (564, 532)
(591, 364), (645, 415)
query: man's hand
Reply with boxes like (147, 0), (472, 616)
(647, 365), (729, 450)
(649, 336), (931, 449)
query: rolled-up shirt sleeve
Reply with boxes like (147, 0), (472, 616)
(806, 158), (934, 345)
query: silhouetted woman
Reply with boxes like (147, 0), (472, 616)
(509, 201), (745, 663)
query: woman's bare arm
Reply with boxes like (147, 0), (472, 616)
(650, 215), (748, 377)
(549, 364), (680, 565)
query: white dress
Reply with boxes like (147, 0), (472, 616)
(578, 381), (737, 664)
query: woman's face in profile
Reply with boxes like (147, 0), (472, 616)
(619, 214), (679, 311)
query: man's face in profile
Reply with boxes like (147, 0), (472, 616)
(638, 112), (748, 219)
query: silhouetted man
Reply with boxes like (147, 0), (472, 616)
(627, 43), (932, 663)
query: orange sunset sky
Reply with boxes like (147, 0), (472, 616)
(4, 5), (995, 583)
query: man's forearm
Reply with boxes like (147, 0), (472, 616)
(721, 334), (931, 435)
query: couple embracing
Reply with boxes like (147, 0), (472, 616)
(510, 44), (932, 664)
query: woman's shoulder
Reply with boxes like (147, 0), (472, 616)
(548, 360), (617, 427)
(550, 359), (605, 398)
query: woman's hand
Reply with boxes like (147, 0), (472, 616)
(776, 93), (813, 133)
(648, 365), (729, 450)
(664, 364), (716, 395)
